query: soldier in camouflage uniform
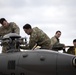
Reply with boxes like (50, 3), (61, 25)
(51, 30), (65, 51)
(67, 39), (76, 55)
(0, 18), (20, 53)
(20, 24), (51, 50)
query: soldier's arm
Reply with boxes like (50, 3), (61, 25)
(29, 38), (38, 49)
(29, 33), (38, 49)
(52, 43), (65, 50)
(12, 22), (20, 35)
(20, 40), (38, 50)
(20, 35), (38, 50)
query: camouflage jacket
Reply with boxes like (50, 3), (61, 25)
(51, 36), (59, 46)
(51, 36), (64, 50)
(21, 27), (51, 50)
(0, 22), (20, 37)
(67, 46), (75, 55)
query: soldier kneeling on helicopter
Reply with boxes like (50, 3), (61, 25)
(20, 24), (52, 50)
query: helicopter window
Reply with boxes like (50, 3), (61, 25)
(8, 60), (15, 70)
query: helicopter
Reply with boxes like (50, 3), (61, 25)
(0, 33), (76, 75)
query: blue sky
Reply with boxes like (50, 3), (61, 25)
(0, 0), (76, 52)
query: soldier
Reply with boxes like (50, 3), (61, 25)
(67, 39), (76, 55)
(51, 30), (65, 51)
(0, 18), (20, 53)
(20, 24), (51, 50)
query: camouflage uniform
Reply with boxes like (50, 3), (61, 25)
(21, 27), (51, 50)
(0, 22), (20, 36)
(51, 36), (64, 51)
(51, 36), (59, 46)
(67, 47), (76, 55)
(0, 22), (20, 53)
